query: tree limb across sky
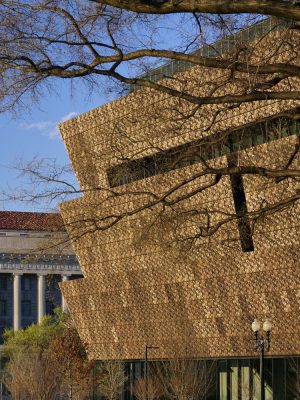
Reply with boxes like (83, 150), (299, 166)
(89, 0), (300, 19)
(0, 0), (299, 247)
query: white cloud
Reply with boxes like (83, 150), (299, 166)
(20, 121), (53, 131)
(60, 111), (77, 123)
(20, 111), (78, 140)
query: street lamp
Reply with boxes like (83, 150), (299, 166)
(251, 318), (273, 400)
(144, 345), (159, 400)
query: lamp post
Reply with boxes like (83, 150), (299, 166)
(144, 345), (159, 400)
(251, 318), (273, 400)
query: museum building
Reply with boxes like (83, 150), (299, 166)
(59, 18), (300, 399)
(0, 211), (82, 342)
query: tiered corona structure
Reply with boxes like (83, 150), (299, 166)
(59, 20), (300, 368)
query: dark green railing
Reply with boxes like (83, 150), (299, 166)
(129, 18), (287, 92)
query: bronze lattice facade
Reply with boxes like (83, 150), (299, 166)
(59, 23), (300, 363)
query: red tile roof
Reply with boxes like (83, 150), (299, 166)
(0, 211), (65, 231)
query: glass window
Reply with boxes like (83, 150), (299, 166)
(240, 360), (251, 400)
(286, 358), (299, 399)
(0, 300), (7, 317)
(125, 357), (300, 400)
(46, 300), (55, 316)
(219, 360), (228, 399)
(142, 158), (155, 178)
(0, 276), (7, 290)
(21, 275), (32, 291)
(21, 300), (31, 317)
(107, 112), (298, 188)
(264, 358), (273, 400)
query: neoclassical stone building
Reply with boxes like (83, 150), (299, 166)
(0, 211), (82, 341)
(59, 18), (300, 399)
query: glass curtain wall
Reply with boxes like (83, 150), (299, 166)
(124, 357), (300, 400)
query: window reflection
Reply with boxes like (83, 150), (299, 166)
(108, 112), (300, 188)
(216, 358), (300, 400)
(123, 358), (300, 400)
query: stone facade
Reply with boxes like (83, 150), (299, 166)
(0, 212), (82, 340)
(59, 22), (300, 361)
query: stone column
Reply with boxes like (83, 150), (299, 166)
(13, 273), (22, 331)
(61, 275), (70, 313)
(37, 273), (46, 324)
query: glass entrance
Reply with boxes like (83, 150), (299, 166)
(218, 358), (299, 400)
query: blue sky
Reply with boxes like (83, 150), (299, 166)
(0, 12), (255, 213)
(0, 81), (105, 212)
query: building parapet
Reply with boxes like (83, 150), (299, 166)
(129, 17), (288, 92)
(0, 263), (81, 274)
(0, 253), (81, 274)
(0, 253), (78, 264)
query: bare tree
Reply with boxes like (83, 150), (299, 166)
(97, 361), (127, 400)
(0, 1), (299, 251)
(5, 349), (62, 400)
(3, 110), (300, 253)
(0, 1), (299, 112)
(155, 358), (216, 400)
(88, 0), (300, 19)
(49, 323), (96, 400)
(3, 313), (99, 400)
(132, 376), (162, 400)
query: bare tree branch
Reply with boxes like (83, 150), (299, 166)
(88, 0), (300, 20)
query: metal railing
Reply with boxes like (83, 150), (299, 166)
(0, 253), (81, 273)
(129, 18), (287, 92)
